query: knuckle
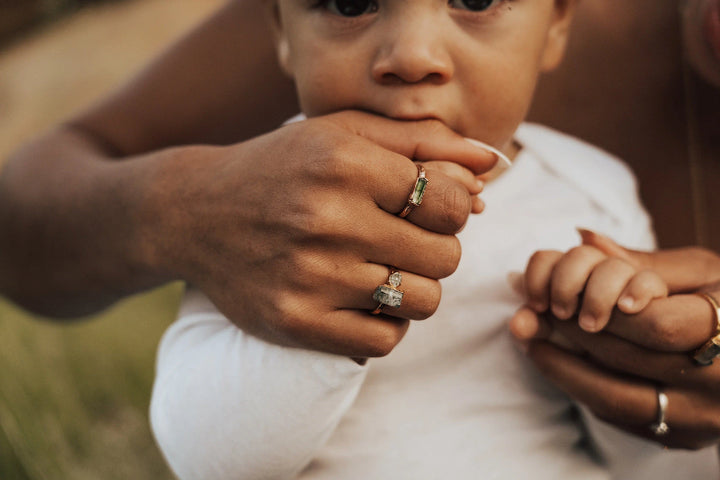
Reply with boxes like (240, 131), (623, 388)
(629, 270), (662, 294)
(413, 281), (442, 320)
(435, 236), (462, 278)
(440, 183), (472, 233)
(565, 245), (602, 262)
(365, 324), (404, 357)
(646, 314), (684, 348)
(527, 250), (561, 271)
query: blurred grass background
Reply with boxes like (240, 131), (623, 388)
(0, 0), (222, 478)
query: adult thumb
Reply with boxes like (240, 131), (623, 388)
(577, 228), (720, 293)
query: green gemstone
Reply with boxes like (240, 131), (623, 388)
(411, 177), (428, 206)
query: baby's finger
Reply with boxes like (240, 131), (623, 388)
(524, 250), (564, 312)
(617, 270), (668, 314)
(549, 246), (606, 320)
(509, 306), (553, 341)
(578, 257), (636, 332)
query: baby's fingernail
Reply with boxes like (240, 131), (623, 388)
(579, 314), (599, 332)
(476, 178), (485, 191)
(618, 296), (635, 311)
(464, 138), (512, 168)
(528, 300), (547, 312)
(551, 304), (571, 320)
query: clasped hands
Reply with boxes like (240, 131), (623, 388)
(510, 229), (720, 449)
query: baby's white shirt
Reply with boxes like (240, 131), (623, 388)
(151, 123), (719, 479)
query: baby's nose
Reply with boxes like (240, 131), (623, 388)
(370, 19), (454, 85)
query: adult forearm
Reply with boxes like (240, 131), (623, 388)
(0, 125), (183, 317)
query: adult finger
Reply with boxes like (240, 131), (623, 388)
(549, 319), (720, 389)
(385, 163), (476, 235)
(331, 263), (442, 321)
(527, 341), (657, 427)
(526, 340), (719, 448)
(318, 132), (476, 236)
(291, 308), (411, 358)
(603, 293), (720, 351)
(422, 161), (485, 214)
(326, 110), (499, 175)
(579, 229), (720, 293)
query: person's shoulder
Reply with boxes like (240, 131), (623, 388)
(515, 123), (642, 223)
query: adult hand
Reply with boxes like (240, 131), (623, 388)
(147, 110), (497, 358)
(510, 231), (720, 449)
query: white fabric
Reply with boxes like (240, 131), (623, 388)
(151, 123), (719, 479)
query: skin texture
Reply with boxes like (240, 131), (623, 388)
(273, 0), (574, 149)
(0, 0), (499, 358)
(2, 0), (719, 450)
(511, 231), (720, 449)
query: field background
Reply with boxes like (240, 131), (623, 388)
(0, 1), (221, 478)
(1, 1), (719, 478)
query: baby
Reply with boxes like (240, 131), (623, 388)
(150, 1), (718, 478)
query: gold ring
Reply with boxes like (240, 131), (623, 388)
(693, 292), (720, 366)
(399, 165), (428, 218)
(370, 268), (403, 315)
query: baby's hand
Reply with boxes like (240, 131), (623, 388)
(522, 232), (668, 333)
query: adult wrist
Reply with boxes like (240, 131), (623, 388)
(137, 144), (225, 286)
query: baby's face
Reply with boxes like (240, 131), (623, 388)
(273, 0), (574, 150)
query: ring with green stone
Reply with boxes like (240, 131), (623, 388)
(370, 268), (404, 315)
(398, 164), (428, 218)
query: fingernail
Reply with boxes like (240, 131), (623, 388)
(528, 300), (547, 312)
(464, 138), (512, 168)
(476, 178), (485, 191)
(579, 314), (599, 332)
(551, 304), (571, 320)
(618, 295), (635, 311)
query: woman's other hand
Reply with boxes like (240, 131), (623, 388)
(510, 232), (720, 449)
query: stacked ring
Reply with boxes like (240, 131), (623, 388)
(370, 268), (404, 315)
(398, 164), (428, 218)
(693, 292), (720, 366)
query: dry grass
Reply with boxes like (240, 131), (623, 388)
(0, 0), (222, 478)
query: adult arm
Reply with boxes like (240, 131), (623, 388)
(0, 2), (497, 357)
(0, 0), (297, 317)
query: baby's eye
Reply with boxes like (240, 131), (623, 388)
(325, 0), (379, 16)
(448, 0), (502, 12)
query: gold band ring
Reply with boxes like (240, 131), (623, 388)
(693, 292), (720, 366)
(398, 165), (428, 218)
(370, 268), (403, 315)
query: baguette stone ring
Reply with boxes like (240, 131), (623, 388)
(370, 268), (404, 315)
(399, 164), (428, 218)
(693, 292), (720, 366)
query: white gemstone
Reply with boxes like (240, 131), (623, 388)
(388, 271), (402, 288)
